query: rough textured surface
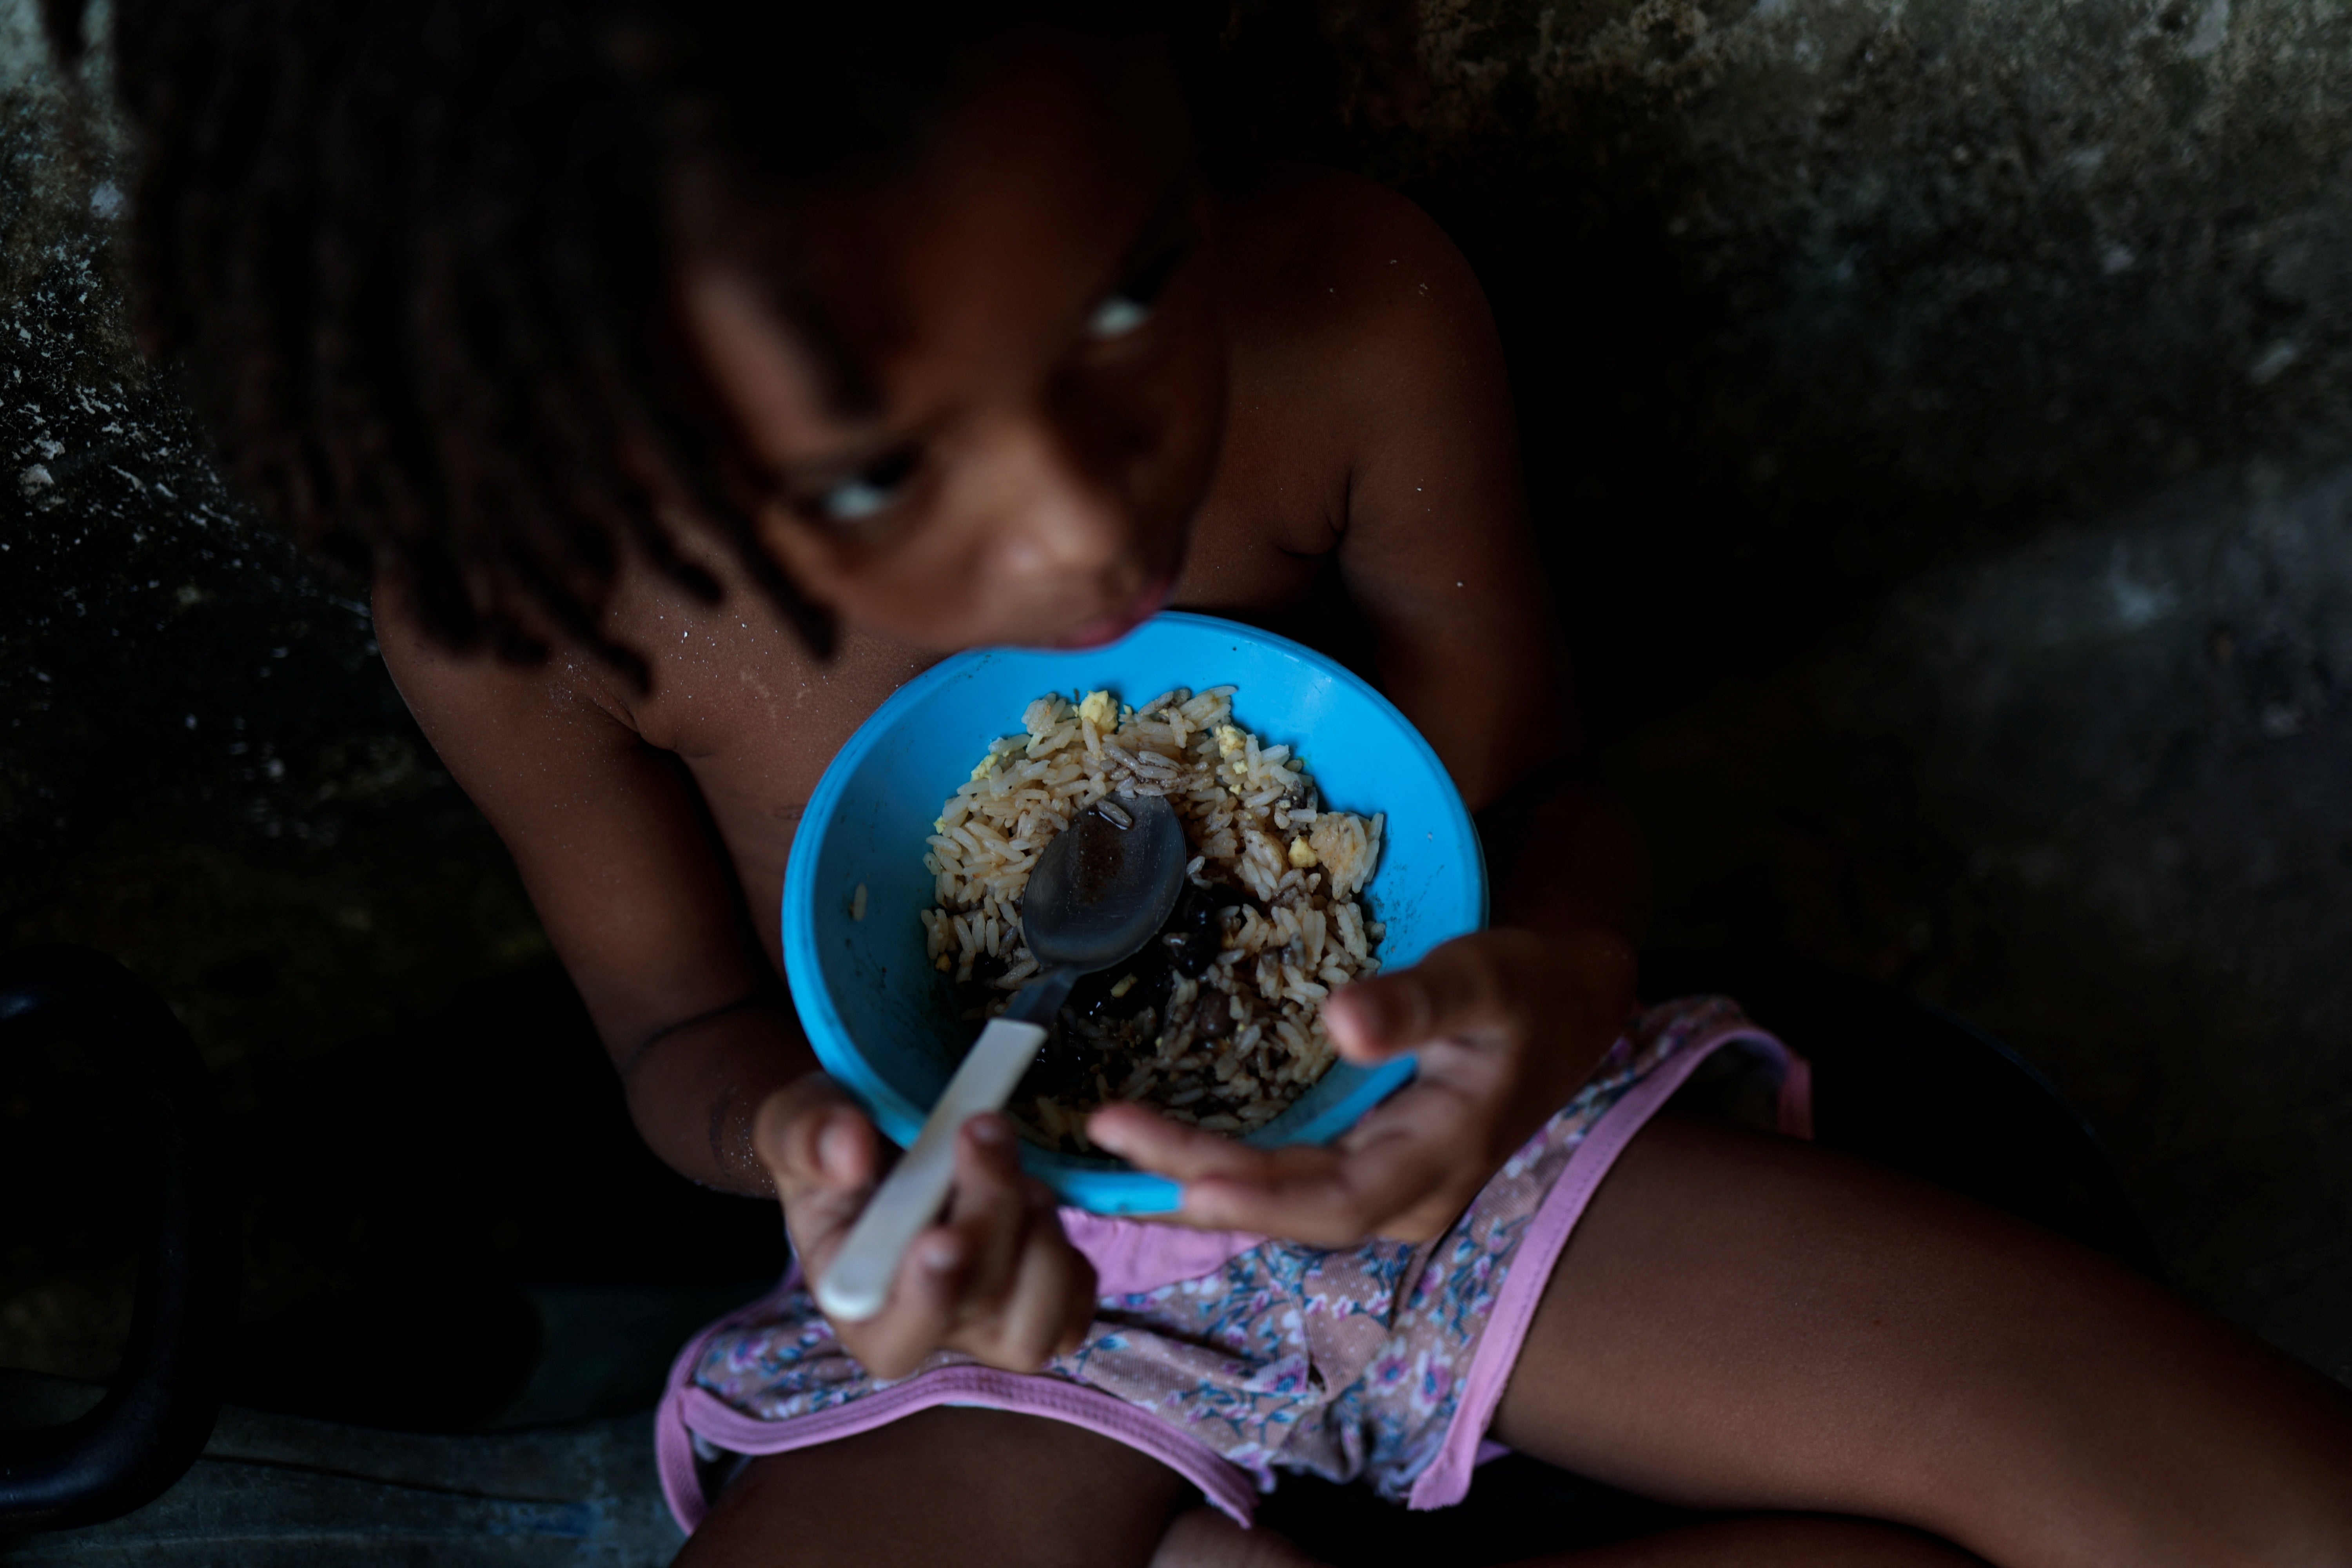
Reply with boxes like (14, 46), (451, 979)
(1618, 456), (2352, 1382)
(2, 8), (616, 1390)
(1878, 468), (2352, 1379)
(1315, 0), (2352, 1382)
(0, 1372), (688, 1565)
(3, 0), (2350, 1511)
(1351, 0), (2352, 719)
(1, 9), (547, 1101)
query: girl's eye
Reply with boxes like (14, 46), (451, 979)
(1084, 239), (1188, 342)
(806, 448), (918, 525)
(1086, 292), (1154, 341)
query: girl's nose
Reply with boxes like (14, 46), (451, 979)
(984, 416), (1129, 584)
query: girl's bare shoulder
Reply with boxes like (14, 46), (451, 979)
(1212, 160), (1496, 377)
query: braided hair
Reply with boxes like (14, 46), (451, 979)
(36, 0), (1145, 682)
(38, 1), (1414, 682)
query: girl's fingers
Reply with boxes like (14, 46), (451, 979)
(982, 1192), (1099, 1371)
(1085, 1102), (1281, 1181)
(757, 1080), (866, 1190)
(845, 1222), (971, 1380)
(1187, 1118), (1466, 1245)
(1093, 1112), (1376, 1242)
(1325, 932), (1541, 1060)
(940, 1115), (1029, 1318)
(832, 1131), (1090, 1377)
(1086, 1103), (1355, 1230)
(765, 1092), (886, 1269)
(1093, 1075), (1490, 1243)
(816, 1108), (882, 1188)
(1095, 931), (1613, 1246)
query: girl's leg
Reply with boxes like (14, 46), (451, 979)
(1152, 1503), (1980, 1568)
(1492, 1112), (2352, 1568)
(1512, 1515), (1982, 1566)
(674, 1404), (1192, 1568)
(1152, 1505), (1330, 1568)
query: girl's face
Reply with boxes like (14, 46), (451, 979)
(682, 31), (1223, 653)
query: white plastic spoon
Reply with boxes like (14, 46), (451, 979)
(814, 793), (1189, 1323)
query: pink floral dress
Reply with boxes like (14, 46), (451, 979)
(656, 995), (1808, 1531)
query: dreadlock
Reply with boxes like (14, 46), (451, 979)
(37, 0), (1411, 684)
(33, 0), (1101, 682)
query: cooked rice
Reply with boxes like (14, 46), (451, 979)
(920, 686), (1385, 1152)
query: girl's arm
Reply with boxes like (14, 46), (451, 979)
(376, 582), (812, 1194)
(374, 585), (1093, 1376)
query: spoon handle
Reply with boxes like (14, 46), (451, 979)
(998, 962), (1080, 1027)
(814, 967), (1079, 1323)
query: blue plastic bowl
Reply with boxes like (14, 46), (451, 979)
(781, 611), (1488, 1213)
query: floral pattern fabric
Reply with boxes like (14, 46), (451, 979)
(688, 995), (1775, 1503)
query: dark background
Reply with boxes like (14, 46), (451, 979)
(5, 0), (2351, 1432)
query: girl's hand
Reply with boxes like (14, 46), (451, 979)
(1087, 928), (1634, 1246)
(756, 1076), (1099, 1380)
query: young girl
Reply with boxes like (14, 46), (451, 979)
(53, 2), (2352, 1563)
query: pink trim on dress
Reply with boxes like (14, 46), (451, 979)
(657, 1278), (797, 1532)
(1403, 1025), (1805, 1510)
(654, 1270), (1261, 1532)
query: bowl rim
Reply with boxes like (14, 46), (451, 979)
(780, 610), (1488, 1203)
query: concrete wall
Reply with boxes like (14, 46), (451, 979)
(1330, 0), (2352, 718)
(1332, 0), (2352, 1381)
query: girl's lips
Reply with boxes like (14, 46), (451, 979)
(1048, 568), (1178, 649)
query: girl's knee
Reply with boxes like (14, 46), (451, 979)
(678, 1408), (1193, 1568)
(1149, 1506), (1330, 1568)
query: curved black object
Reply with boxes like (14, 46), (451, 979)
(0, 946), (239, 1533)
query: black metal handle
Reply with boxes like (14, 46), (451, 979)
(0, 945), (238, 1533)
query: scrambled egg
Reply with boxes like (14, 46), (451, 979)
(1287, 836), (1320, 868)
(1214, 724), (1252, 777)
(1078, 689), (1119, 729)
